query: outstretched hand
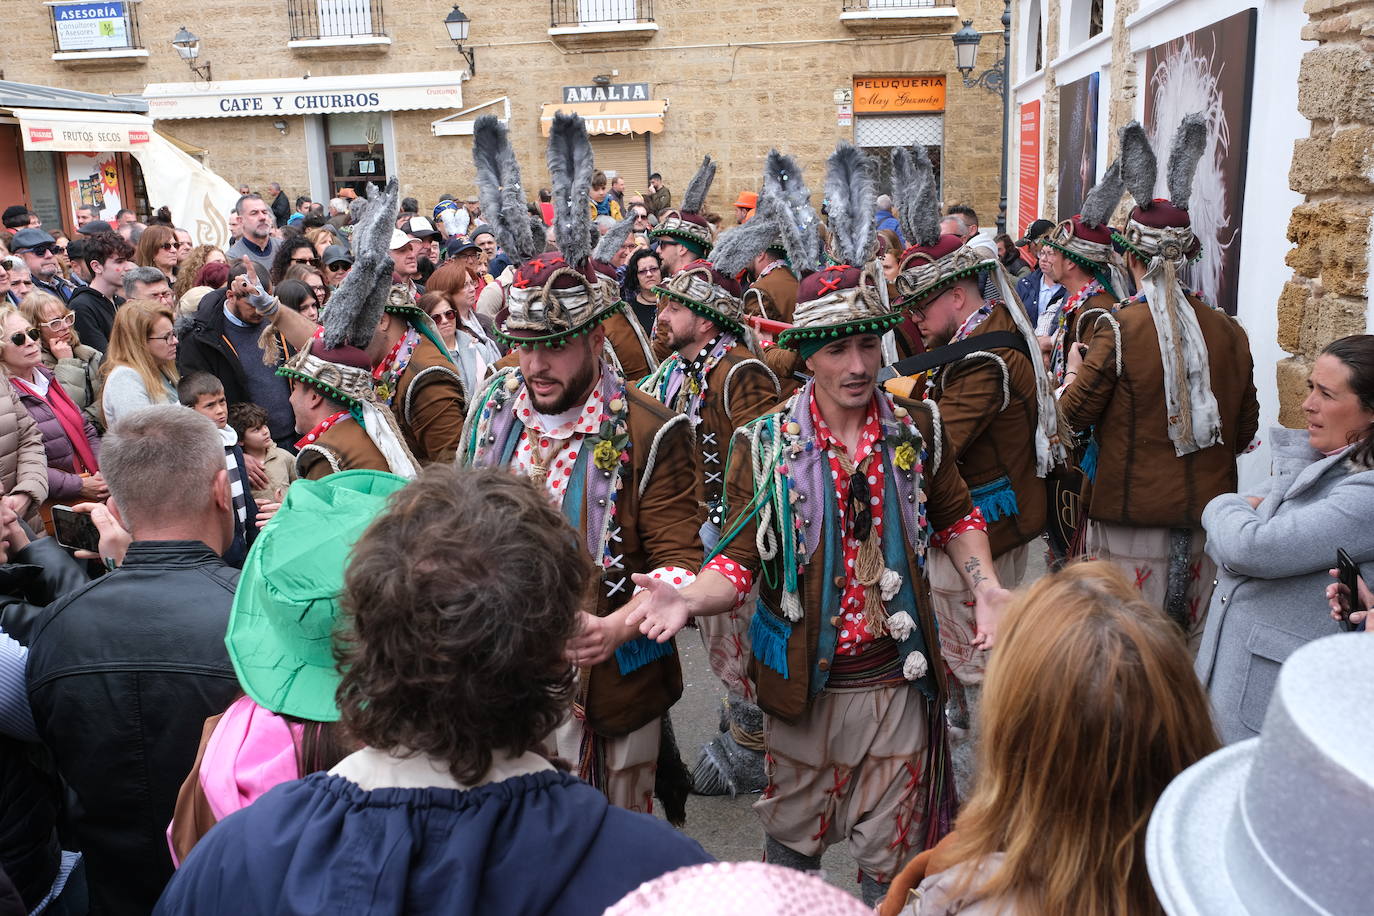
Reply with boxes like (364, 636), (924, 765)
(971, 586), (1013, 650)
(623, 573), (691, 643)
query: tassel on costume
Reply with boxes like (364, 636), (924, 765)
(969, 476), (1020, 524)
(614, 635), (675, 676)
(654, 715), (691, 827)
(750, 605), (792, 678)
(1080, 437), (1100, 483)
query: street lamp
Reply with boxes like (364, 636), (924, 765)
(171, 26), (212, 82)
(950, 4), (1012, 235)
(444, 5), (476, 76)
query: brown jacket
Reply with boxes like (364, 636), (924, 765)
(296, 416), (391, 480)
(603, 307), (656, 383)
(462, 370), (703, 737)
(744, 264), (799, 324)
(0, 380), (50, 528)
(717, 392), (972, 723)
(928, 304), (1046, 556)
(393, 335), (466, 465)
(1060, 294), (1260, 528)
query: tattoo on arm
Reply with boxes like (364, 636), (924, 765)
(963, 556), (988, 590)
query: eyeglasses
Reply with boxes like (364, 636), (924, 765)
(430, 309), (457, 323)
(291, 256), (319, 266)
(158, 242), (177, 251)
(308, 284), (327, 297)
(8, 328), (41, 346)
(40, 313), (75, 331)
(147, 331), (177, 344)
(637, 264), (661, 276)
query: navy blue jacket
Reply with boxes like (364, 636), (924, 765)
(1015, 267), (1064, 328)
(157, 769), (711, 914)
(875, 209), (902, 242)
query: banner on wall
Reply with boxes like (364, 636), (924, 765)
(52, 1), (129, 52)
(1017, 101), (1041, 237)
(1056, 73), (1099, 223)
(1143, 8), (1257, 316)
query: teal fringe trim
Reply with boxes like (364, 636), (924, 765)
(969, 476), (1020, 523)
(615, 635), (675, 676)
(750, 604), (792, 679)
(1081, 437), (1099, 484)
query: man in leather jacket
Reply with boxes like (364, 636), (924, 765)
(25, 407), (241, 915)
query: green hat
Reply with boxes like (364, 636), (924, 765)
(225, 470), (409, 722)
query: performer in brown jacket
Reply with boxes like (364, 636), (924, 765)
(277, 339), (417, 480)
(889, 144), (1068, 798)
(639, 256), (780, 796)
(1061, 117), (1259, 650)
(460, 113), (704, 816)
(626, 143), (1013, 908)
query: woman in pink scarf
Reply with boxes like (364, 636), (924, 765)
(0, 305), (105, 509)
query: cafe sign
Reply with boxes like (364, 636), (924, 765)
(51, 1), (130, 51)
(852, 76), (946, 114)
(143, 73), (465, 120)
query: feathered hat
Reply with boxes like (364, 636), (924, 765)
(320, 178), (402, 352)
(492, 113), (619, 348)
(891, 145), (984, 309)
(650, 155), (717, 257)
(775, 142), (901, 352)
(1042, 160), (1127, 295)
(1114, 114), (1205, 265)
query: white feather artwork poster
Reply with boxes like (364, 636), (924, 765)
(1143, 8), (1258, 317)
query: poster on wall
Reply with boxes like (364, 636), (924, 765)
(52, 2), (129, 51)
(65, 151), (123, 221)
(1018, 100), (1041, 236)
(1143, 8), (1257, 316)
(1056, 73), (1099, 222)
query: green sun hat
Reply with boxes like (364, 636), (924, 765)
(225, 469), (409, 723)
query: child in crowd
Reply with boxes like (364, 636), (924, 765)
(178, 372), (256, 568)
(228, 402), (296, 504)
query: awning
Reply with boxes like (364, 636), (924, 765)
(12, 107), (154, 152)
(143, 71), (464, 120)
(539, 99), (668, 136)
(155, 129), (207, 159)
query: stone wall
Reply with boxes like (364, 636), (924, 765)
(5, 0), (1008, 226)
(1277, 0), (1374, 424)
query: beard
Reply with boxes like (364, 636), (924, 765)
(923, 316), (959, 350)
(527, 350), (598, 415)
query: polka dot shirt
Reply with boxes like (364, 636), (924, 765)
(510, 383), (607, 505)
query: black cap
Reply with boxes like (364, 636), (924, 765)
(322, 244), (354, 268)
(78, 219), (116, 236)
(1015, 219), (1056, 247)
(2, 205), (29, 223)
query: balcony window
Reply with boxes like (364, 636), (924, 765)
(49, 0), (147, 61)
(288, 0), (387, 42)
(842, 0), (952, 10)
(551, 0), (653, 28)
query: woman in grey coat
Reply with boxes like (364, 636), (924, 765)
(1198, 335), (1374, 744)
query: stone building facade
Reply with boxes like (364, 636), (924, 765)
(1277, 0), (1374, 425)
(4, 0), (1009, 233)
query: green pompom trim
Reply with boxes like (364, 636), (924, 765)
(275, 366), (364, 421)
(652, 284), (747, 340)
(775, 311), (904, 349)
(649, 225), (711, 257)
(491, 306), (618, 349)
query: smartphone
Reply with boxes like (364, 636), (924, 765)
(51, 505), (101, 554)
(1336, 548), (1361, 632)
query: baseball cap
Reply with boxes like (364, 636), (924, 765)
(78, 220), (115, 236)
(444, 236), (479, 258)
(1016, 218), (1056, 246)
(388, 228), (415, 250)
(226, 471), (409, 722)
(11, 228), (56, 252)
(322, 244), (354, 268)
(401, 216), (439, 241)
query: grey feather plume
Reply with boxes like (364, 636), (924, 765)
(472, 115), (537, 264)
(1118, 121), (1157, 208)
(1079, 160), (1123, 228)
(593, 213), (637, 263)
(709, 217), (782, 277)
(759, 149), (821, 273)
(823, 142), (876, 266)
(892, 146), (940, 248)
(546, 113), (596, 269)
(681, 155), (716, 215)
(1167, 112), (1207, 210)
(323, 176), (398, 349)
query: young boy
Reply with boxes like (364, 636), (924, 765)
(228, 402), (296, 504)
(178, 372), (257, 568)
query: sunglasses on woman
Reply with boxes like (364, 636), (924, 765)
(40, 312), (75, 331)
(8, 328), (41, 346)
(291, 256), (319, 266)
(158, 242), (177, 251)
(430, 309), (457, 323)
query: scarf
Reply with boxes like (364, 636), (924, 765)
(1137, 257), (1222, 456)
(11, 370), (98, 475)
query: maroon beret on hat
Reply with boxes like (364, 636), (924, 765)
(513, 252), (591, 291)
(1129, 200), (1190, 230)
(797, 264), (863, 304)
(677, 258), (742, 297)
(309, 336), (372, 371)
(896, 233), (965, 272)
(1062, 215), (1115, 246)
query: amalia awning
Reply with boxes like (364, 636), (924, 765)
(539, 99), (668, 136)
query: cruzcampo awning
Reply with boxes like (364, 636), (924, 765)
(539, 99), (668, 136)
